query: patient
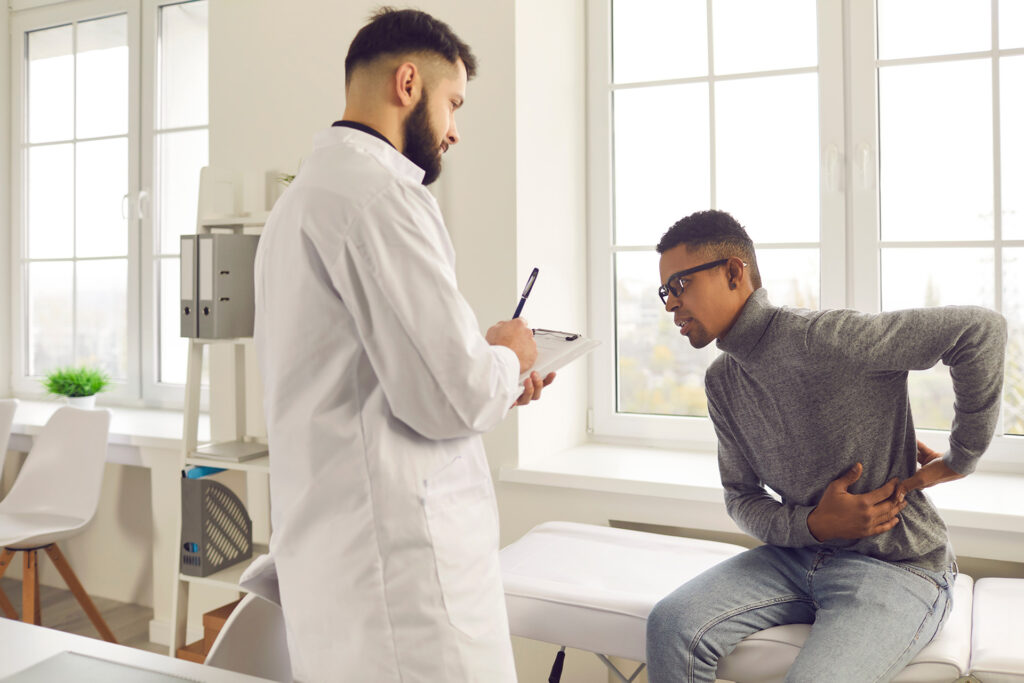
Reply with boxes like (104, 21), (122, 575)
(646, 210), (1006, 682)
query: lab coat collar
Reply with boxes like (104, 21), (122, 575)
(313, 125), (426, 185)
(716, 287), (777, 361)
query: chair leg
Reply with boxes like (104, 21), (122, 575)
(23, 550), (41, 626)
(0, 549), (17, 618)
(44, 544), (117, 643)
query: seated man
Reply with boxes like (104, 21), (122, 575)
(646, 210), (1007, 683)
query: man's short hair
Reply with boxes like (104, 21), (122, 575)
(656, 210), (762, 289)
(345, 7), (478, 85)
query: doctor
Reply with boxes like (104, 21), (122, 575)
(253, 8), (552, 683)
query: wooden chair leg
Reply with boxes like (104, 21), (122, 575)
(44, 544), (117, 643)
(0, 549), (17, 619)
(0, 548), (15, 579)
(23, 550), (41, 626)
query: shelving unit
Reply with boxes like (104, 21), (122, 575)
(168, 167), (268, 658)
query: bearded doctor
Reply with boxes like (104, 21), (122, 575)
(252, 7), (553, 683)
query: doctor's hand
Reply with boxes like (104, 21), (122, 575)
(513, 371), (556, 408)
(806, 463), (907, 542)
(486, 318), (538, 373)
(892, 440), (964, 502)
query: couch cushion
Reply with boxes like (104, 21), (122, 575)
(970, 577), (1024, 683)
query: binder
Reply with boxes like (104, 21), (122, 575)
(179, 235), (198, 338)
(196, 233), (260, 339)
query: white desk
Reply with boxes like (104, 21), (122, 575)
(0, 619), (273, 681)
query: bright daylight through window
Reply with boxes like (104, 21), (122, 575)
(596, 0), (1023, 443)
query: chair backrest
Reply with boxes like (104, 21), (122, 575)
(0, 399), (18, 484)
(0, 407), (110, 522)
(205, 592), (293, 682)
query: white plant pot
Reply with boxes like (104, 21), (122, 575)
(64, 395), (97, 409)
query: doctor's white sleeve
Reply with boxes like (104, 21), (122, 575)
(316, 185), (521, 441)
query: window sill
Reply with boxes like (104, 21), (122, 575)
(500, 442), (1024, 560)
(6, 399), (209, 462)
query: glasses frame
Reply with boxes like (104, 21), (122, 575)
(658, 258), (732, 304)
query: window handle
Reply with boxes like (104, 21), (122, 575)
(857, 143), (874, 190)
(121, 193), (130, 219)
(137, 190), (150, 219)
(825, 144), (842, 192)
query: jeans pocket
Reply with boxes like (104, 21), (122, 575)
(892, 562), (947, 592)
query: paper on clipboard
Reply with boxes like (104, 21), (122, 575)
(519, 329), (600, 386)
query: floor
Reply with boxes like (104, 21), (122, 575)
(0, 576), (165, 655)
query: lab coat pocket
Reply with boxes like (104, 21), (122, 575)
(422, 472), (503, 640)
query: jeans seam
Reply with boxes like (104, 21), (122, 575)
(872, 581), (946, 683)
(686, 595), (815, 683)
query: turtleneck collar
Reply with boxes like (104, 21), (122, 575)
(715, 288), (778, 361)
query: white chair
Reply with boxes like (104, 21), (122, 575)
(0, 399), (18, 490)
(205, 592), (292, 682)
(0, 406), (114, 642)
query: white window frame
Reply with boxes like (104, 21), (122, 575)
(847, 0), (1023, 469)
(10, 0), (142, 404)
(140, 0), (209, 407)
(587, 0), (1024, 472)
(9, 0), (208, 409)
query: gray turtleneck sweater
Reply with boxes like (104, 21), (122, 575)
(705, 288), (1007, 571)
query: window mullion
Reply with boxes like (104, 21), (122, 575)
(846, 0), (880, 313)
(818, 0), (846, 311)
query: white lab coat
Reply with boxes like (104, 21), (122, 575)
(253, 126), (521, 682)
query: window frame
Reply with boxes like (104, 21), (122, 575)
(9, 0), (208, 409)
(587, 0), (1024, 472)
(10, 0), (142, 404)
(140, 0), (209, 407)
(587, 0), (844, 448)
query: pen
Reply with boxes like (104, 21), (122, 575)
(513, 267), (539, 319)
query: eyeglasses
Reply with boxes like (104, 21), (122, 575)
(658, 259), (731, 304)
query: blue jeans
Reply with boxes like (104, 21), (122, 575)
(646, 545), (955, 683)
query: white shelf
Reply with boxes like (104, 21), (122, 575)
(198, 211), (269, 228)
(178, 543), (269, 591)
(184, 454), (270, 473)
(170, 167), (272, 656)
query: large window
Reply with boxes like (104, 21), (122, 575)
(11, 0), (208, 406)
(589, 0), (1023, 464)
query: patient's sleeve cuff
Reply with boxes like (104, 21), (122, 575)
(942, 449), (977, 476)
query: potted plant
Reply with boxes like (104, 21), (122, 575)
(42, 366), (110, 408)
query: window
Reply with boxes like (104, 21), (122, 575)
(10, 0), (208, 406)
(589, 0), (1022, 465)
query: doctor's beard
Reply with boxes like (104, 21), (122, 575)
(403, 95), (443, 186)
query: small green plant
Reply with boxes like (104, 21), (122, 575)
(42, 366), (111, 398)
(277, 173), (295, 186)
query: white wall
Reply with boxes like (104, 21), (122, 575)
(514, 0), (589, 467)
(1, 1), (12, 399)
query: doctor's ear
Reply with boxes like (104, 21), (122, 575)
(394, 62), (420, 106)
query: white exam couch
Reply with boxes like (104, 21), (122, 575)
(501, 522), (1022, 683)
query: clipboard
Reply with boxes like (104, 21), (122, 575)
(520, 328), (600, 386)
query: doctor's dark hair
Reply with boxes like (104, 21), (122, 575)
(656, 210), (762, 289)
(344, 7), (478, 85)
